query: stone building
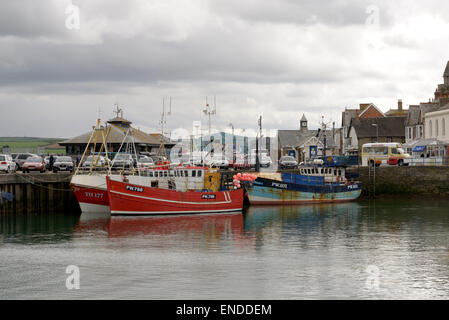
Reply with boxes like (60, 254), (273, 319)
(278, 114), (337, 162)
(341, 103), (385, 154)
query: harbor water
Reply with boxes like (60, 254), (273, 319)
(1, 199), (449, 299)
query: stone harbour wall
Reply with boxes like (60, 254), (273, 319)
(353, 166), (449, 196)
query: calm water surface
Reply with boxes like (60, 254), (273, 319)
(1, 199), (449, 299)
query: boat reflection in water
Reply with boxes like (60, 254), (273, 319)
(243, 201), (361, 232)
(76, 201), (361, 244)
(76, 211), (245, 239)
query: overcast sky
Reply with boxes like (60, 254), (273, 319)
(1, 0), (449, 138)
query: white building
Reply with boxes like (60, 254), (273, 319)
(424, 104), (449, 142)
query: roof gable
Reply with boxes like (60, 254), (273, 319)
(300, 136), (323, 148)
(358, 103), (385, 118)
(278, 130), (336, 148)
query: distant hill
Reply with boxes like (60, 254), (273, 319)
(0, 137), (66, 154)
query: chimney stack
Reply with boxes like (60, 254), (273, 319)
(398, 99), (403, 111)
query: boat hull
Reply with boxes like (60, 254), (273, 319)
(107, 177), (244, 215)
(70, 174), (110, 213)
(246, 177), (362, 205)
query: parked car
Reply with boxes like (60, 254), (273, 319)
(82, 155), (106, 168)
(205, 154), (230, 169)
(137, 156), (154, 169)
(14, 153), (38, 169)
(279, 156), (298, 170)
(112, 154), (135, 170)
(0, 154), (17, 173)
(22, 156), (46, 173)
(52, 156), (74, 172)
(250, 154), (273, 168)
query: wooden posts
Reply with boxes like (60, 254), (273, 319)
(0, 172), (80, 214)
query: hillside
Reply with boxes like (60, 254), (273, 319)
(0, 137), (66, 154)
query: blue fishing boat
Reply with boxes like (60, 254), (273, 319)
(244, 158), (362, 205)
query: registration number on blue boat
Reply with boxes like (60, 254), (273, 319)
(271, 182), (287, 189)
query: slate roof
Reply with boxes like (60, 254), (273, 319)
(60, 118), (172, 146)
(385, 109), (408, 117)
(436, 102), (449, 112)
(278, 130), (337, 148)
(300, 114), (307, 121)
(444, 61), (449, 77)
(349, 117), (406, 138)
(421, 102), (443, 116)
(406, 105), (420, 126)
(341, 109), (358, 127)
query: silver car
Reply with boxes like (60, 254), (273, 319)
(14, 153), (38, 169)
(279, 156), (298, 169)
(82, 155), (106, 168)
(52, 156), (74, 172)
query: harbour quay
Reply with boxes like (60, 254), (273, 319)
(2, 166), (449, 214)
(0, 172), (78, 214)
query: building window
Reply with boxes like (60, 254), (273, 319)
(408, 127), (412, 139)
(436, 119), (439, 137)
(387, 137), (392, 142)
(419, 125), (423, 138)
(443, 119), (446, 136)
(429, 120), (433, 137)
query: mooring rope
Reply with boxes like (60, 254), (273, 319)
(11, 173), (74, 192)
(12, 172), (72, 183)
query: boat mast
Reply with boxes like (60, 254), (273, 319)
(317, 115), (331, 160)
(158, 97), (171, 160)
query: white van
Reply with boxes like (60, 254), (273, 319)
(361, 143), (410, 166)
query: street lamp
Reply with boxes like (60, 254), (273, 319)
(372, 124), (379, 142)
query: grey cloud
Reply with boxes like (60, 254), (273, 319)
(211, 0), (394, 27)
(0, 0), (448, 138)
(0, 0), (69, 38)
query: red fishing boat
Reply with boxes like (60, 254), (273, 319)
(106, 166), (244, 215)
